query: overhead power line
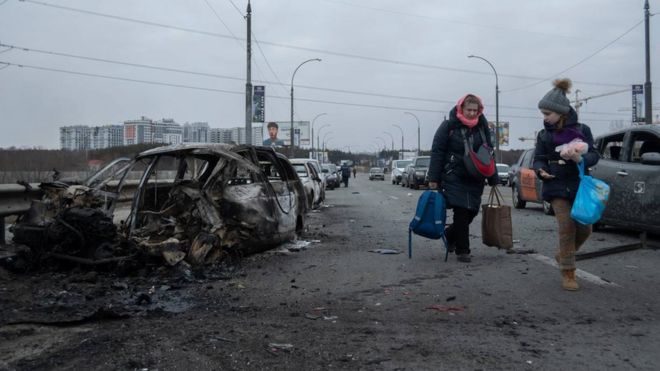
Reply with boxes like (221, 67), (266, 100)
(20, 0), (632, 89)
(504, 19), (644, 93)
(321, 0), (628, 45)
(0, 60), (625, 123)
(1, 42), (631, 117)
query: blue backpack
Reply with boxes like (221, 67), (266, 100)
(408, 190), (449, 261)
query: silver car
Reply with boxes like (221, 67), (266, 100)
(391, 159), (412, 185)
(289, 159), (324, 210)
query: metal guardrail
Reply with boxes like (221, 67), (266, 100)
(0, 183), (43, 218)
(0, 181), (145, 243)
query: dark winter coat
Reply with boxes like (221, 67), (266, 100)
(428, 107), (498, 211)
(532, 108), (600, 202)
(340, 165), (351, 178)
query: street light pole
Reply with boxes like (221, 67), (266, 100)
(290, 58), (321, 157)
(322, 131), (333, 162)
(383, 131), (394, 152)
(404, 112), (421, 156)
(310, 113), (327, 160)
(468, 54), (500, 162)
(376, 136), (387, 152)
(644, 0), (653, 125)
(244, 1), (252, 144)
(392, 124), (404, 159)
(317, 124), (330, 161)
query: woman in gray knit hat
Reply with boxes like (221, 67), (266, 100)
(533, 78), (600, 291)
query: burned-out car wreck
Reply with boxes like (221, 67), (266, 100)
(9, 144), (308, 268)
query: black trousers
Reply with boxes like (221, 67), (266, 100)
(445, 207), (478, 255)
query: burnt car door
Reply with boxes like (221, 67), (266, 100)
(233, 146), (303, 239)
(82, 157), (133, 216)
(592, 128), (660, 232)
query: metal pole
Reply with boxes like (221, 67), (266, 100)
(468, 55), (500, 162)
(404, 112), (421, 156)
(644, 0), (653, 125)
(392, 124), (404, 160)
(245, 1), (252, 144)
(317, 124), (330, 161)
(290, 58), (321, 156)
(383, 131), (394, 152)
(376, 136), (387, 152)
(311, 113), (327, 160)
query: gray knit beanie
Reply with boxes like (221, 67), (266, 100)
(538, 78), (572, 114)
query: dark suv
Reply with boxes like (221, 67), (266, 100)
(405, 156), (431, 189)
(591, 125), (660, 233)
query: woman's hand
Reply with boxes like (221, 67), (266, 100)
(537, 169), (555, 180)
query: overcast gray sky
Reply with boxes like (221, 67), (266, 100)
(0, 0), (657, 151)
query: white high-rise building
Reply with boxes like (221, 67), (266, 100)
(155, 118), (183, 145)
(183, 122), (210, 143)
(229, 126), (262, 145)
(123, 117), (153, 145)
(210, 128), (233, 144)
(91, 125), (123, 149)
(60, 125), (91, 150)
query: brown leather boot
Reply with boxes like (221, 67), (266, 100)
(561, 269), (579, 291)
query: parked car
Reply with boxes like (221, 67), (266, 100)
(507, 163), (519, 187)
(12, 144), (309, 263)
(321, 163), (339, 190)
(591, 125), (660, 233)
(290, 158), (325, 202)
(289, 158), (324, 210)
(405, 156), (431, 189)
(401, 162), (414, 188)
(369, 167), (385, 181)
(510, 148), (554, 215)
(496, 163), (510, 186)
(391, 159), (412, 185)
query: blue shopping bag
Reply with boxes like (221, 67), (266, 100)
(570, 161), (610, 225)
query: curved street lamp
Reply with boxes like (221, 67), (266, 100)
(316, 124), (330, 160)
(468, 54), (500, 162)
(392, 124), (404, 159)
(375, 136), (387, 152)
(322, 131), (334, 148)
(290, 58), (322, 156)
(310, 112), (327, 159)
(404, 112), (421, 156)
(323, 137), (334, 158)
(382, 131), (394, 152)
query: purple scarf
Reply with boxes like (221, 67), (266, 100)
(543, 109), (585, 145)
(550, 126), (585, 145)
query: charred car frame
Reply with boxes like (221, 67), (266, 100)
(10, 144), (308, 266)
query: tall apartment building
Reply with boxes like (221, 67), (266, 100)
(123, 117), (153, 145)
(90, 125), (123, 149)
(183, 122), (210, 143)
(230, 126), (263, 145)
(154, 118), (183, 145)
(210, 128), (233, 144)
(60, 125), (91, 150)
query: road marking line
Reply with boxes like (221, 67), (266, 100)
(530, 253), (621, 288)
(389, 196), (399, 200)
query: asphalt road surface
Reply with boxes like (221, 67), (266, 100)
(1, 174), (659, 370)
